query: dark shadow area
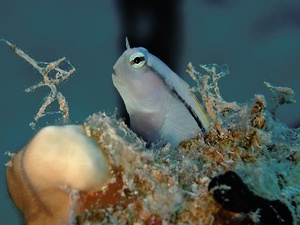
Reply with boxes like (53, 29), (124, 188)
(114, 0), (183, 124)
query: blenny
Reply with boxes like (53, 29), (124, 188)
(112, 41), (210, 147)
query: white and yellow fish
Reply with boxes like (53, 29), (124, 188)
(112, 41), (211, 147)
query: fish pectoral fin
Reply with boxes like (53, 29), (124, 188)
(130, 110), (165, 137)
(161, 101), (200, 144)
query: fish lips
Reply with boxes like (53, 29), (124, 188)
(112, 73), (122, 86)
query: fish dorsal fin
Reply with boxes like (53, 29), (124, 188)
(125, 37), (130, 49)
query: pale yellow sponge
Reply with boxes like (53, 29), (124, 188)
(6, 125), (110, 225)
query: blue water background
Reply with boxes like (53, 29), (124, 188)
(1, 1), (300, 224)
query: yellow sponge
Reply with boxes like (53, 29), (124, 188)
(6, 125), (110, 225)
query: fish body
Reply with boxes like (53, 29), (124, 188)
(112, 46), (210, 147)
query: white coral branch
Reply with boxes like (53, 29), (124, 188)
(1, 39), (76, 128)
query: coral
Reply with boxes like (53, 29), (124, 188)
(4, 41), (300, 224)
(1, 39), (75, 129)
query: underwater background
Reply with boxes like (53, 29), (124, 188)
(1, 0), (300, 224)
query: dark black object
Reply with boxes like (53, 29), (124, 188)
(115, 0), (183, 125)
(208, 171), (293, 225)
(115, 0), (183, 72)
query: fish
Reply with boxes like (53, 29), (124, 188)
(112, 40), (211, 147)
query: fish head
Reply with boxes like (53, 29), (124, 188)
(112, 47), (167, 112)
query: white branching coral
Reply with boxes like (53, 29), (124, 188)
(1, 39), (75, 129)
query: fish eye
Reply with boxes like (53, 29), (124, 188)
(129, 52), (146, 68)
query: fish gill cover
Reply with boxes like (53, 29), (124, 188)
(3, 40), (300, 224)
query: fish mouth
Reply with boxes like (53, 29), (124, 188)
(112, 72), (120, 79)
(112, 73), (123, 87)
(112, 73), (118, 82)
